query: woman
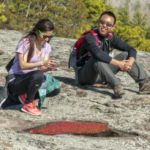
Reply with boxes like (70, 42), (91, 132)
(7, 19), (59, 115)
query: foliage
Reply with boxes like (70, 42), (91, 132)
(0, 0), (149, 52)
(132, 11), (147, 28)
(130, 1), (147, 30)
(50, 0), (88, 38)
(146, 27), (150, 39)
(117, 6), (130, 25)
(0, 0), (89, 38)
(115, 24), (150, 51)
(114, 0), (150, 52)
(83, 0), (106, 23)
(0, 3), (7, 24)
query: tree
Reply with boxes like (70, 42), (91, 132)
(0, 3), (7, 28)
(117, 5), (130, 25)
(0, 0), (149, 52)
(49, 0), (88, 38)
(131, 0), (147, 28)
(132, 11), (147, 28)
(145, 27), (150, 39)
(83, 0), (106, 25)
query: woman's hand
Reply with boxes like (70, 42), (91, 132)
(40, 59), (58, 71)
(46, 59), (57, 70)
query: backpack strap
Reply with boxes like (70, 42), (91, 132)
(73, 30), (91, 59)
(5, 56), (15, 72)
(69, 29), (101, 69)
(90, 30), (100, 47)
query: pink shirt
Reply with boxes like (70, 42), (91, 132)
(9, 38), (51, 74)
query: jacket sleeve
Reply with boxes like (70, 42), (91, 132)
(83, 32), (112, 63)
(111, 35), (137, 59)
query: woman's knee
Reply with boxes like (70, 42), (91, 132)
(30, 71), (44, 83)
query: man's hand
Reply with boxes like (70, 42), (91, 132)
(110, 59), (126, 71)
(123, 57), (135, 71)
(110, 57), (135, 72)
(117, 60), (127, 71)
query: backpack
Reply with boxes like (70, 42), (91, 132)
(38, 73), (61, 109)
(5, 56), (15, 72)
(68, 29), (100, 69)
(0, 77), (19, 109)
(0, 57), (17, 109)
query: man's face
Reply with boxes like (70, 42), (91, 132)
(98, 14), (115, 37)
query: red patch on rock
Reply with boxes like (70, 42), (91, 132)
(28, 121), (110, 135)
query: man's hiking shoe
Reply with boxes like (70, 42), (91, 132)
(139, 80), (150, 94)
(18, 94), (27, 104)
(113, 84), (125, 98)
(21, 101), (41, 116)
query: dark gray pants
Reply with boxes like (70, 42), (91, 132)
(78, 52), (148, 87)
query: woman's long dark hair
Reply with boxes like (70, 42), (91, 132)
(25, 19), (54, 62)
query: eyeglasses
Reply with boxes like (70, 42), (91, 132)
(38, 30), (53, 40)
(99, 20), (113, 28)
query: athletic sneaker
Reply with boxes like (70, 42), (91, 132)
(18, 94), (27, 104)
(21, 101), (42, 116)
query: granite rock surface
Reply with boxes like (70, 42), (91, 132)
(0, 30), (150, 150)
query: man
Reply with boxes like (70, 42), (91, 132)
(77, 10), (150, 98)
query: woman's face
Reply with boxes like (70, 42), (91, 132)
(98, 14), (115, 37)
(38, 30), (53, 45)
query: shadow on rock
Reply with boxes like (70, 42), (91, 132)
(54, 76), (75, 86)
(124, 88), (139, 94)
(55, 76), (115, 98)
(80, 85), (114, 98)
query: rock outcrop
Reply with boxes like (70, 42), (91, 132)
(0, 30), (150, 150)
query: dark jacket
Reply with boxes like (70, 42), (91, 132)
(82, 29), (137, 64)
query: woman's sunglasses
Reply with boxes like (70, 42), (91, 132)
(38, 30), (54, 40)
(43, 35), (53, 40)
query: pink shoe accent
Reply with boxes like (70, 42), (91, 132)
(21, 101), (42, 116)
(18, 94), (27, 104)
